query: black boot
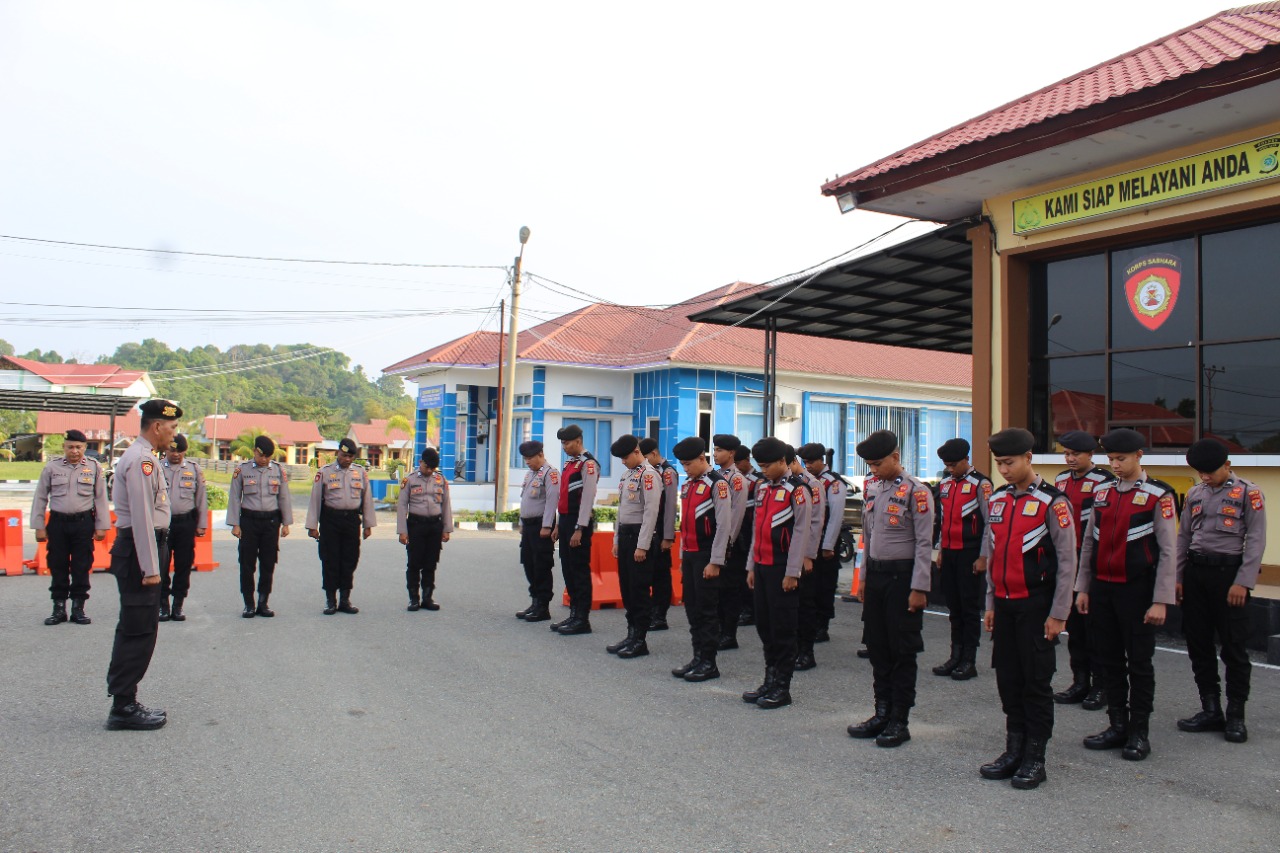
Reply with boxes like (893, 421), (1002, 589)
(717, 634), (739, 651)
(106, 701), (167, 731)
(932, 644), (961, 676)
(170, 595), (186, 622)
(848, 701), (891, 739)
(951, 654), (978, 681)
(737, 607), (755, 627)
(1011, 738), (1048, 789)
(1083, 709), (1129, 750)
(814, 621), (831, 643)
(338, 591), (359, 614)
(256, 594), (275, 617)
(607, 626), (638, 655)
(243, 593), (257, 618)
(649, 606), (669, 631)
(856, 647), (870, 659)
(1122, 716), (1151, 761)
(980, 731), (1026, 780)
(756, 674), (792, 709)
(1224, 701), (1248, 744)
(1054, 670), (1090, 704)
(876, 719), (912, 748)
(672, 653), (702, 678)
(684, 656), (719, 682)
(158, 597), (171, 621)
(742, 667), (776, 703)
(407, 592), (421, 612)
(45, 600), (68, 625)
(794, 642), (817, 671)
(1081, 685), (1107, 711)
(557, 605), (592, 635)
(1177, 694), (1225, 732)
(69, 598), (91, 625)
(323, 593), (338, 615)
(421, 586), (439, 611)
(550, 608), (573, 631)
(524, 601), (551, 623)
(617, 630), (649, 658)
(516, 598), (537, 620)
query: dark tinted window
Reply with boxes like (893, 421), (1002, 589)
(1110, 348), (1196, 453)
(1044, 254), (1106, 354)
(1201, 221), (1280, 343)
(1202, 340), (1280, 452)
(1110, 238), (1196, 349)
(1045, 355), (1107, 438)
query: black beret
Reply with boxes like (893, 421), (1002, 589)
(797, 442), (826, 462)
(64, 429), (88, 443)
(638, 437), (659, 455)
(557, 424), (583, 442)
(338, 438), (358, 455)
(1058, 430), (1098, 453)
(420, 447), (440, 467)
(1186, 438), (1229, 473)
(253, 435), (276, 456)
(610, 434), (640, 458)
(1100, 428), (1145, 454)
(518, 440), (544, 458)
(988, 428), (1034, 457)
(672, 436), (707, 461)
(140, 399), (183, 420)
(712, 433), (741, 451)
(171, 433), (188, 452)
(733, 445), (751, 463)
(752, 437), (787, 464)
(856, 430), (898, 461)
(937, 438), (971, 463)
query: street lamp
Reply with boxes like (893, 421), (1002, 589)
(494, 226), (530, 512)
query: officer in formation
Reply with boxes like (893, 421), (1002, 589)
(607, 435), (662, 659)
(1175, 438), (1266, 744)
(847, 429), (934, 748)
(808, 447), (846, 643)
(159, 433), (207, 622)
(790, 444), (825, 671)
(227, 435), (292, 618)
(515, 441), (558, 623)
(712, 434), (749, 651)
(732, 444), (760, 626)
(978, 428), (1076, 790)
(640, 437), (678, 631)
(105, 399), (179, 731)
(31, 428), (110, 626)
(306, 437), (377, 615)
(552, 424), (599, 636)
(1053, 430), (1115, 709)
(670, 436), (731, 683)
(396, 447), (453, 612)
(932, 438), (991, 682)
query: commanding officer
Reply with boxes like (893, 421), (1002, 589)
(733, 444), (760, 626)
(159, 433), (207, 623)
(978, 429), (1076, 790)
(397, 447), (453, 612)
(713, 434), (749, 650)
(640, 438), (677, 631)
(515, 441), (558, 623)
(1075, 428), (1176, 762)
(227, 435), (293, 619)
(791, 444), (827, 671)
(105, 399), (179, 731)
(607, 435), (662, 659)
(670, 437), (732, 683)
(553, 424), (599, 636)
(847, 430), (934, 748)
(1053, 430), (1115, 709)
(741, 437), (810, 710)
(307, 438), (376, 615)
(932, 438), (992, 682)
(1175, 438), (1266, 744)
(31, 428), (109, 626)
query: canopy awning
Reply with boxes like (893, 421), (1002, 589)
(0, 389), (141, 416)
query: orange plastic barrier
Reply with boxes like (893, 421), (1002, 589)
(842, 533), (865, 601)
(25, 511), (118, 574)
(192, 511), (219, 572)
(0, 509), (24, 576)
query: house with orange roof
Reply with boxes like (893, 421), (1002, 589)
(33, 410), (142, 461)
(346, 419), (412, 468)
(199, 412), (324, 465)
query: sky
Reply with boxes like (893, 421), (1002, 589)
(0, 0), (1231, 391)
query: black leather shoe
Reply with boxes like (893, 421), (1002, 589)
(794, 651), (817, 671)
(1081, 688), (1107, 711)
(524, 602), (551, 622)
(672, 657), (701, 678)
(951, 662), (978, 681)
(323, 595), (338, 616)
(1083, 715), (1128, 750)
(338, 599), (359, 614)
(255, 595), (274, 618)
(169, 597), (186, 622)
(856, 647), (871, 659)
(648, 616), (669, 631)
(158, 598), (170, 621)
(516, 599), (537, 620)
(106, 702), (167, 731)
(1010, 739), (1048, 789)
(1177, 695), (1225, 732)
(684, 660), (719, 682)
(422, 599), (440, 611)
(756, 684), (792, 709)
(743, 668), (776, 703)
(848, 703), (891, 739)
(717, 635), (739, 651)
(44, 601), (68, 626)
(557, 615), (592, 635)
(608, 629), (638, 654)
(737, 610), (755, 627)
(814, 626), (830, 643)
(617, 639), (649, 659)
(1121, 731), (1151, 761)
(1224, 717), (1248, 744)
(407, 601), (421, 612)
(875, 721), (911, 747)
(243, 604), (256, 618)
(70, 600), (91, 625)
(980, 732), (1026, 780)
(1054, 680), (1090, 704)
(932, 649), (960, 676)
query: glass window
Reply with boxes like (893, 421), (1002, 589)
(808, 401), (846, 471)
(1042, 253), (1106, 355)
(509, 417), (530, 467)
(1110, 349), (1196, 451)
(735, 395), (764, 450)
(563, 395), (597, 408)
(1201, 221), (1280, 342)
(598, 397), (613, 408)
(1201, 340), (1280, 452)
(698, 392), (714, 447)
(1110, 238), (1196, 349)
(561, 418), (612, 478)
(848, 404), (920, 478)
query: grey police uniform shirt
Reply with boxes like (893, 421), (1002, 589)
(112, 436), (171, 578)
(1176, 474), (1267, 589)
(617, 460), (662, 545)
(656, 459), (678, 542)
(226, 460), (294, 526)
(305, 461), (377, 530)
(718, 464), (748, 546)
(519, 464), (560, 529)
(30, 454), (110, 531)
(979, 475), (1077, 620)
(799, 468), (824, 560)
(817, 467), (847, 552)
(862, 472), (936, 591)
(163, 459), (208, 518)
(396, 469), (454, 535)
(1075, 469), (1178, 605)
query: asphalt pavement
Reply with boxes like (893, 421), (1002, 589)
(1, 528), (1277, 852)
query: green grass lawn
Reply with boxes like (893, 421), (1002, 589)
(0, 462), (46, 479)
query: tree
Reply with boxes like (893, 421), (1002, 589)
(43, 433), (64, 460)
(229, 428), (284, 461)
(0, 338), (14, 356)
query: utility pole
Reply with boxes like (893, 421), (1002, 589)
(494, 226), (530, 512)
(493, 299), (505, 515)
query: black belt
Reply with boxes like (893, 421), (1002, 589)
(240, 509), (281, 520)
(407, 513), (442, 524)
(171, 508), (200, 520)
(618, 523), (641, 531)
(1189, 551), (1243, 568)
(49, 510), (94, 522)
(866, 558), (914, 573)
(321, 507), (362, 517)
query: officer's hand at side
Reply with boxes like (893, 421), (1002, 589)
(973, 556), (988, 575)
(1044, 616), (1066, 642)
(93, 530), (107, 542)
(1176, 582), (1184, 605)
(705, 563), (721, 580)
(280, 525), (290, 538)
(802, 557), (813, 574)
(570, 529), (583, 548)
(634, 548), (648, 562)
(661, 539), (673, 552)
(907, 590), (928, 613)
(1075, 592), (1089, 614)
(399, 533), (408, 545)
(540, 527), (552, 539)
(363, 527), (373, 539)
(821, 549), (835, 560)
(308, 528), (320, 540)
(1143, 602), (1166, 626)
(984, 610), (994, 633)
(141, 574), (160, 587)
(197, 528), (206, 537)
(612, 541), (618, 558)
(35, 530), (47, 542)
(1227, 583), (1248, 607)
(782, 575), (798, 592)
(442, 532), (450, 543)
(231, 525), (241, 539)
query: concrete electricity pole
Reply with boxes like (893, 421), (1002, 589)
(494, 226), (530, 511)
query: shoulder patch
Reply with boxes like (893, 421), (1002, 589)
(141, 460), (154, 477)
(548, 469), (559, 485)
(716, 480), (730, 500)
(733, 476), (743, 491)
(232, 467), (241, 479)
(644, 472), (655, 490)
(314, 472), (321, 483)
(793, 486), (806, 505)
(1160, 494), (1175, 520)
(663, 468), (675, 487)
(585, 461), (597, 476)
(400, 478), (409, 487)
(1054, 501), (1072, 528)
(1249, 489), (1264, 511)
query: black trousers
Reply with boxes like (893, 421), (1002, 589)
(319, 508), (363, 593)
(557, 514), (593, 609)
(160, 510), (199, 599)
(616, 524), (656, 630)
(1182, 562), (1252, 704)
(519, 517), (555, 603)
(862, 566), (924, 721)
(650, 543), (673, 614)
(752, 561), (800, 682)
(718, 539), (749, 638)
(45, 512), (95, 601)
(939, 546), (984, 657)
(238, 512), (281, 596)
(816, 551), (840, 625)
(992, 593), (1058, 740)
(406, 514), (444, 599)
(797, 566), (820, 645)
(106, 528), (162, 705)
(682, 551), (720, 657)
(1089, 571), (1157, 719)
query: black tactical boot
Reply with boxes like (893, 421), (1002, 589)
(742, 667), (776, 703)
(856, 647), (871, 659)
(158, 597), (171, 621)
(717, 634), (739, 651)
(607, 627), (638, 655)
(932, 644), (961, 676)
(44, 600), (68, 626)
(980, 731), (1026, 780)
(848, 701), (891, 739)
(323, 594), (338, 615)
(256, 594), (275, 617)
(70, 598), (91, 625)
(1054, 669), (1090, 704)
(421, 586), (439, 611)
(814, 623), (831, 643)
(524, 601), (551, 622)
(516, 598), (537, 620)
(1122, 716), (1151, 761)
(1224, 701), (1248, 744)
(684, 656), (719, 682)
(243, 593), (257, 618)
(617, 630), (649, 658)
(1084, 709), (1129, 750)
(672, 654), (702, 678)
(1011, 738), (1048, 789)
(737, 607), (755, 627)
(876, 720), (911, 748)
(407, 593), (421, 612)
(951, 650), (979, 680)
(169, 595), (186, 622)
(756, 675), (792, 709)
(106, 701), (167, 731)
(794, 642), (817, 671)
(1177, 694), (1225, 732)
(550, 608), (573, 631)
(649, 606), (669, 631)
(337, 591), (359, 614)
(1081, 686), (1107, 711)
(557, 606), (592, 635)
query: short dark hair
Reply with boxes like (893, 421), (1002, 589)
(140, 417), (159, 433)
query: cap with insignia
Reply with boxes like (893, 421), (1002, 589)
(988, 428), (1034, 456)
(338, 438), (358, 455)
(64, 429), (88, 443)
(638, 437), (659, 455)
(171, 433), (188, 453)
(1099, 428), (1145, 454)
(1186, 438), (1229, 473)
(734, 445), (751, 463)
(254, 435), (276, 457)
(518, 440), (544, 458)
(937, 438), (971, 464)
(712, 433), (741, 451)
(751, 437), (787, 464)
(557, 424), (583, 442)
(140, 399), (183, 420)
(1058, 430), (1098, 453)
(856, 430), (898, 461)
(672, 436), (707, 461)
(610, 434), (640, 458)
(420, 447), (440, 467)
(797, 442), (826, 462)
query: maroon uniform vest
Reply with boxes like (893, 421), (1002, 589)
(1054, 467), (1115, 545)
(1089, 478), (1174, 582)
(987, 481), (1066, 600)
(937, 469), (992, 550)
(557, 454), (596, 517)
(751, 477), (805, 566)
(680, 470), (727, 553)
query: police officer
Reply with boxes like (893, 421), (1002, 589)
(733, 444), (760, 626)
(553, 424), (599, 635)
(227, 435), (293, 618)
(607, 435), (662, 659)
(810, 448), (846, 643)
(640, 437), (677, 631)
(1075, 428), (1176, 762)
(515, 441), (558, 622)
(978, 428), (1076, 790)
(932, 438), (992, 681)
(159, 433), (207, 622)
(790, 444), (826, 671)
(712, 434), (749, 650)
(847, 430), (934, 748)
(1175, 438), (1266, 744)
(307, 438), (376, 615)
(741, 437), (810, 710)
(1053, 430), (1116, 709)
(105, 399), (179, 730)
(670, 436), (732, 682)
(397, 447), (453, 612)
(31, 428), (109, 626)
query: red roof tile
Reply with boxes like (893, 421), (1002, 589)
(348, 419), (411, 446)
(35, 410), (142, 439)
(202, 413), (323, 445)
(1, 355), (148, 390)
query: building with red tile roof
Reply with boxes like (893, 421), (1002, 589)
(0, 355), (155, 395)
(200, 413), (324, 465)
(346, 419), (413, 468)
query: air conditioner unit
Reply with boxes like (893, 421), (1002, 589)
(779, 403), (800, 421)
